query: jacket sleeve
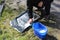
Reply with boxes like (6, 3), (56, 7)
(50, 0), (53, 2)
(27, 0), (33, 18)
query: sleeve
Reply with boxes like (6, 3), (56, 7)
(27, 0), (33, 18)
(50, 0), (53, 2)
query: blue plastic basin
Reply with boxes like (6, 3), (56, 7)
(32, 22), (48, 38)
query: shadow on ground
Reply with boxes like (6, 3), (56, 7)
(42, 34), (57, 40)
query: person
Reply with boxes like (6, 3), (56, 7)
(27, 0), (53, 24)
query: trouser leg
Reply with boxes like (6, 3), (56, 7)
(44, 2), (51, 15)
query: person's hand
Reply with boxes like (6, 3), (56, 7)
(38, 1), (43, 7)
(28, 18), (33, 24)
(25, 18), (33, 27)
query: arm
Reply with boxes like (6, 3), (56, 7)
(27, 0), (33, 18)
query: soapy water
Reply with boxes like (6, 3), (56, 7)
(39, 30), (46, 33)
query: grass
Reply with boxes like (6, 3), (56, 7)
(0, 0), (2, 3)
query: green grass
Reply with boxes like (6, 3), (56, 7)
(0, 0), (2, 3)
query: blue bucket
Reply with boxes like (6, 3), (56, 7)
(32, 22), (48, 38)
